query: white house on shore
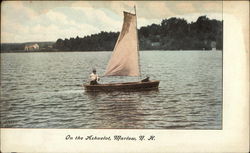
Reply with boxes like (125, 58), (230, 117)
(24, 44), (39, 51)
(211, 41), (216, 51)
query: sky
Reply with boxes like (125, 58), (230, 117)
(1, 1), (223, 43)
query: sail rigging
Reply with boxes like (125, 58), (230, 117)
(104, 11), (140, 76)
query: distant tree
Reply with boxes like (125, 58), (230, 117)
(54, 38), (64, 50)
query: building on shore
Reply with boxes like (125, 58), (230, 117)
(24, 44), (39, 51)
(211, 41), (216, 51)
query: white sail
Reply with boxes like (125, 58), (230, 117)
(104, 11), (140, 76)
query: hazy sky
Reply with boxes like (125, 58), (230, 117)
(1, 1), (222, 43)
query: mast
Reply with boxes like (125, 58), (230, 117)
(134, 5), (141, 77)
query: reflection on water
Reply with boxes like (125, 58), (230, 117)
(85, 90), (160, 128)
(0, 51), (222, 129)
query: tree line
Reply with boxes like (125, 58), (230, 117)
(54, 15), (222, 51)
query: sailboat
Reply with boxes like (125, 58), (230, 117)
(84, 7), (160, 91)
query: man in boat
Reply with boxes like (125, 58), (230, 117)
(89, 68), (100, 85)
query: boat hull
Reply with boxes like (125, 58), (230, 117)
(83, 80), (160, 92)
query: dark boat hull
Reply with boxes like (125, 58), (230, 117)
(83, 80), (160, 92)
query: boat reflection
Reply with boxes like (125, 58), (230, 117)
(84, 90), (159, 128)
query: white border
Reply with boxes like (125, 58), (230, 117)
(1, 1), (249, 152)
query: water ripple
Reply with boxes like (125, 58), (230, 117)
(0, 51), (222, 129)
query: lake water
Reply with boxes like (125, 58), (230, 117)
(0, 51), (222, 129)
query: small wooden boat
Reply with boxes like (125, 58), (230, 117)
(84, 80), (160, 92)
(83, 6), (160, 92)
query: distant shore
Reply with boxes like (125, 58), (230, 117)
(1, 16), (223, 53)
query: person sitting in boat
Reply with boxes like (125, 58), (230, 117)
(141, 76), (150, 82)
(90, 69), (100, 85)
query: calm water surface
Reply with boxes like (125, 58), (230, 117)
(0, 51), (222, 129)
